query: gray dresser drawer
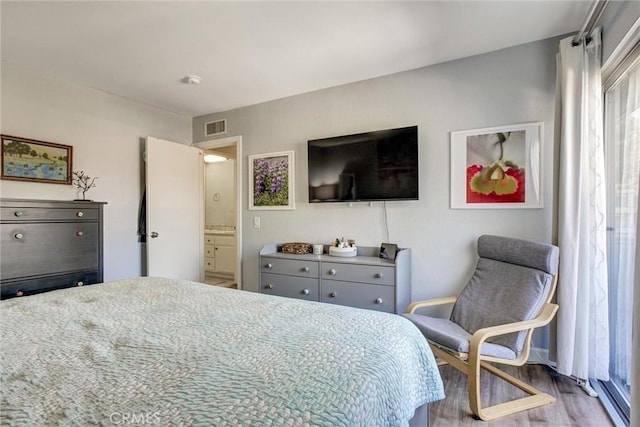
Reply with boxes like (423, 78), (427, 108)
(321, 262), (395, 286)
(261, 257), (319, 278)
(321, 280), (395, 313)
(1, 222), (99, 280)
(261, 273), (319, 301)
(1, 270), (100, 299)
(1, 206), (99, 222)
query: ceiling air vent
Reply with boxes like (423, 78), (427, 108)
(205, 119), (227, 137)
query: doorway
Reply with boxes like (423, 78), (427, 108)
(193, 136), (242, 290)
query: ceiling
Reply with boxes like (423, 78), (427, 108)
(1, 1), (590, 117)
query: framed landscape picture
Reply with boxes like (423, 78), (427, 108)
(248, 150), (294, 210)
(1, 135), (73, 184)
(450, 122), (543, 209)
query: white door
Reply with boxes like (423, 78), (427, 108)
(146, 136), (204, 281)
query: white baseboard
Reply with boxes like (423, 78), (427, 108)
(527, 346), (554, 365)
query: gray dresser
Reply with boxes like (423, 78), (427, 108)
(259, 244), (411, 313)
(1, 198), (106, 299)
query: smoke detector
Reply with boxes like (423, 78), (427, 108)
(183, 75), (201, 85)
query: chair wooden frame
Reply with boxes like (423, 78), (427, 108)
(406, 275), (559, 421)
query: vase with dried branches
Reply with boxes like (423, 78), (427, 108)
(72, 170), (98, 201)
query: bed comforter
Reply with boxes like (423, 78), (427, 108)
(1, 277), (444, 426)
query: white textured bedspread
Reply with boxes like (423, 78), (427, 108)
(1, 277), (444, 426)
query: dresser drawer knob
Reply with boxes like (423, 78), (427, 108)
(14, 211), (24, 217)
(374, 273), (382, 279)
(264, 284), (273, 289)
(76, 231), (84, 237)
(302, 266), (309, 273)
(328, 269), (336, 276)
(302, 288), (310, 295)
(265, 263), (273, 269)
(76, 211), (84, 218)
(77, 281), (84, 286)
(14, 233), (24, 240)
(329, 292), (337, 298)
(375, 298), (383, 304)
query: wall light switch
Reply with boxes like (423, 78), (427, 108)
(253, 216), (261, 228)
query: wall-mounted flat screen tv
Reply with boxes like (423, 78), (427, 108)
(308, 125), (418, 202)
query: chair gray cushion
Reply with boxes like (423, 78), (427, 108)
(402, 313), (517, 359)
(477, 235), (559, 275)
(450, 258), (554, 356)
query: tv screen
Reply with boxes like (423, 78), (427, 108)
(308, 126), (418, 202)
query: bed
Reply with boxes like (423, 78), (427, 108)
(0, 277), (444, 426)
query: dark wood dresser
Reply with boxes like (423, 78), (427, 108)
(1, 198), (106, 299)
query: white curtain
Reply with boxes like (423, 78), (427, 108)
(633, 179), (640, 427)
(556, 28), (610, 380)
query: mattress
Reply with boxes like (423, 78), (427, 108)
(1, 277), (444, 426)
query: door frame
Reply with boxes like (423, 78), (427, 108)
(193, 135), (243, 290)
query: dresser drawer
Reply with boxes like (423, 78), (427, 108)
(321, 262), (394, 286)
(205, 235), (215, 245)
(1, 222), (100, 280)
(1, 270), (100, 299)
(205, 244), (215, 258)
(261, 273), (319, 301)
(260, 257), (319, 278)
(321, 280), (395, 313)
(1, 206), (99, 222)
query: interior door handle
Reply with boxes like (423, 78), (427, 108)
(150, 231), (159, 238)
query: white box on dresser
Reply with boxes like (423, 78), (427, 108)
(259, 244), (411, 314)
(0, 198), (106, 299)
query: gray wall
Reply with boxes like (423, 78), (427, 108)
(194, 36), (560, 298)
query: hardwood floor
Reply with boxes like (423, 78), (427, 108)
(430, 364), (615, 426)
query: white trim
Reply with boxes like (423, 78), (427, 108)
(603, 17), (640, 89)
(527, 346), (550, 365)
(193, 136), (243, 290)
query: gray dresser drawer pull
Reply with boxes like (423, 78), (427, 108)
(265, 263), (273, 269)
(76, 211), (84, 218)
(264, 284), (273, 289)
(328, 269), (336, 275)
(77, 281), (84, 286)
(14, 233), (24, 240)
(302, 266), (309, 272)
(14, 211), (24, 217)
(76, 231), (84, 237)
(375, 298), (383, 304)
(374, 273), (382, 279)
(302, 288), (310, 295)
(329, 292), (337, 298)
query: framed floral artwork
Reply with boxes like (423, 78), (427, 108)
(1, 134), (73, 184)
(248, 150), (295, 210)
(450, 122), (543, 209)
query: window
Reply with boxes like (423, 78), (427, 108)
(603, 42), (639, 425)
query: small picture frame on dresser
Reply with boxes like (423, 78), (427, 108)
(379, 243), (398, 261)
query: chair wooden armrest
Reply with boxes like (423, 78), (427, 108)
(469, 303), (559, 350)
(406, 296), (458, 314)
